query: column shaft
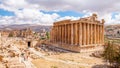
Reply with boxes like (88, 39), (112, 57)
(79, 22), (82, 46)
(71, 24), (74, 45)
(75, 23), (78, 45)
(86, 23), (89, 45)
(94, 25), (96, 44)
(90, 24), (93, 44)
(102, 25), (104, 44)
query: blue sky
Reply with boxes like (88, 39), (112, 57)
(0, 9), (84, 17)
(0, 9), (14, 16)
(41, 10), (84, 17)
(0, 0), (120, 25)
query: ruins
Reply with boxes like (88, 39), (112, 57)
(50, 14), (105, 52)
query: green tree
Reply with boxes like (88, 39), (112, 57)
(114, 47), (120, 67)
(46, 32), (50, 39)
(103, 41), (118, 66)
(8, 33), (13, 37)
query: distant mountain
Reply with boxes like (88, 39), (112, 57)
(0, 24), (52, 32)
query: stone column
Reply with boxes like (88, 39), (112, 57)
(71, 23), (74, 45)
(98, 25), (100, 44)
(66, 24), (68, 44)
(77, 23), (79, 45)
(58, 25), (59, 42)
(62, 25), (64, 43)
(79, 22), (82, 46)
(63, 25), (65, 43)
(60, 25), (62, 43)
(84, 23), (86, 45)
(90, 24), (92, 44)
(64, 24), (66, 44)
(55, 26), (57, 43)
(56, 26), (58, 42)
(99, 25), (101, 44)
(69, 24), (71, 44)
(61, 25), (63, 43)
(102, 24), (104, 44)
(82, 23), (84, 45)
(86, 23), (89, 45)
(96, 25), (99, 44)
(67, 24), (69, 44)
(87, 23), (90, 45)
(53, 27), (55, 43)
(94, 24), (96, 44)
(75, 23), (78, 45)
(93, 24), (95, 44)
(58, 25), (60, 42)
(65, 24), (67, 44)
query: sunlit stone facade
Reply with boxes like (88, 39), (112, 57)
(50, 14), (105, 52)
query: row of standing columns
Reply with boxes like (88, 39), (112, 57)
(50, 22), (104, 46)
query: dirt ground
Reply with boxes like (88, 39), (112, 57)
(32, 52), (105, 68)
(32, 58), (85, 68)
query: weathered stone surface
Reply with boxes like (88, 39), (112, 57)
(50, 14), (104, 52)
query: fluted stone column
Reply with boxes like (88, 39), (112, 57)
(50, 30), (52, 42)
(62, 25), (63, 43)
(83, 23), (86, 45)
(64, 24), (66, 44)
(53, 27), (55, 43)
(56, 26), (58, 42)
(55, 26), (57, 43)
(77, 23), (79, 45)
(86, 23), (89, 45)
(82, 23), (84, 45)
(63, 25), (65, 43)
(75, 23), (78, 45)
(98, 25), (100, 44)
(68, 24), (70, 44)
(93, 24), (95, 44)
(66, 24), (68, 44)
(94, 24), (96, 44)
(71, 23), (74, 45)
(102, 24), (104, 44)
(99, 25), (101, 44)
(69, 24), (71, 44)
(58, 26), (60, 42)
(90, 24), (92, 44)
(73, 24), (75, 45)
(79, 22), (82, 46)
(97, 25), (99, 44)
(60, 25), (62, 43)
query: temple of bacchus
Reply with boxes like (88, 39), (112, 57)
(50, 14), (105, 52)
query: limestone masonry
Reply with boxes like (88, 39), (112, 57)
(50, 14), (105, 52)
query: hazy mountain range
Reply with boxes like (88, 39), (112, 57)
(0, 24), (52, 32)
(0, 24), (120, 33)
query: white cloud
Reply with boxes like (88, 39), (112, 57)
(0, 0), (120, 25)
(57, 16), (80, 21)
(26, 0), (120, 13)
(0, 8), (60, 25)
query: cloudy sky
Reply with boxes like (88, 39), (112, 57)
(0, 0), (120, 25)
